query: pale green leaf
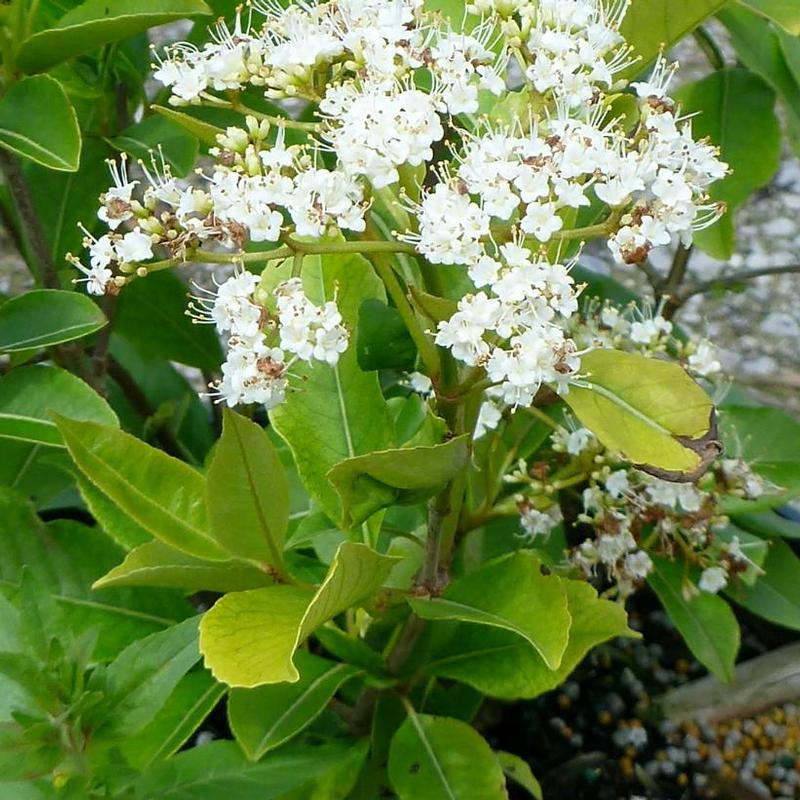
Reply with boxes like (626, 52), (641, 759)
(648, 556), (740, 682)
(270, 252), (395, 528)
(55, 417), (227, 561)
(409, 551), (570, 670)
(328, 434), (471, 530)
(0, 365), (117, 447)
(564, 349), (716, 479)
(94, 540), (274, 593)
(109, 115), (199, 178)
(388, 712), (507, 800)
(199, 541), (397, 686)
(0, 76), (80, 171)
(229, 652), (359, 759)
(0, 289), (105, 352)
(207, 409), (289, 568)
(426, 580), (636, 700)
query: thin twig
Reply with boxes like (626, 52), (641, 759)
(0, 149), (60, 288)
(660, 244), (693, 320)
(678, 264), (800, 301)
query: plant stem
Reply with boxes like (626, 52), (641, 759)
(201, 94), (320, 131)
(693, 26), (726, 71)
(661, 244), (693, 320)
(0, 149), (60, 288)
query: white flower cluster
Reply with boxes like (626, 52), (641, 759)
(190, 270), (348, 408)
(433, 243), (581, 406)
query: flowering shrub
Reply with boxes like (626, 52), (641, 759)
(1, 0), (800, 797)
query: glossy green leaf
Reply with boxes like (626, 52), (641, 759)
(134, 739), (364, 800)
(733, 510), (800, 540)
(495, 752), (542, 800)
(719, 6), (800, 157)
(55, 417), (226, 560)
(229, 652), (359, 759)
(199, 541), (397, 686)
(270, 252), (396, 527)
(564, 349), (717, 479)
(94, 540), (274, 593)
(737, 0), (800, 33)
(207, 409), (289, 567)
(0, 289), (105, 352)
(388, 712), (507, 800)
(648, 556), (740, 682)
(115, 270), (224, 372)
(425, 580), (635, 699)
(619, 0), (728, 76)
(727, 540), (800, 630)
(675, 69), (781, 259)
(0, 491), (192, 660)
(0, 365), (117, 447)
(719, 405), (800, 509)
(328, 434), (471, 530)
(0, 76), (80, 171)
(357, 298), (417, 371)
(96, 616), (201, 736)
(409, 551), (570, 670)
(109, 115), (199, 178)
(122, 670), (226, 769)
(16, 0), (213, 73)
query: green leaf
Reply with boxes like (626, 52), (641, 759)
(619, 0), (728, 76)
(0, 289), (105, 352)
(425, 580), (635, 700)
(648, 556), (740, 682)
(0, 492), (192, 660)
(495, 752), (542, 800)
(564, 349), (717, 480)
(115, 270), (224, 373)
(620, 0), (727, 78)
(719, 405), (800, 509)
(270, 252), (396, 528)
(16, 0), (213, 73)
(733, 510), (800, 540)
(134, 739), (364, 800)
(75, 470), (152, 550)
(96, 616), (201, 736)
(109, 115), (199, 178)
(727, 539), (800, 630)
(207, 409), (289, 568)
(357, 299), (417, 371)
(55, 416), (227, 560)
(328, 434), (471, 530)
(122, 670), (226, 769)
(737, 0), (800, 33)
(409, 551), (570, 670)
(199, 541), (397, 686)
(388, 712), (507, 800)
(229, 652), (359, 760)
(0, 366), (117, 447)
(94, 540), (274, 593)
(718, 6), (800, 158)
(675, 69), (781, 259)
(152, 105), (225, 148)
(0, 76), (80, 171)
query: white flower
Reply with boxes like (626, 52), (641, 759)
(688, 341), (722, 377)
(520, 505), (561, 540)
(115, 230), (153, 264)
(624, 550), (653, 580)
(698, 566), (727, 595)
(605, 470), (629, 499)
(475, 399), (503, 438)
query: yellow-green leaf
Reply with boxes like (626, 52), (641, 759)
(564, 349), (718, 480)
(199, 542), (397, 687)
(328, 434), (471, 530)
